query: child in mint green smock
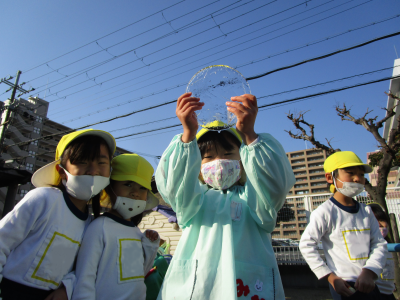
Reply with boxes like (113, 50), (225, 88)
(155, 93), (295, 300)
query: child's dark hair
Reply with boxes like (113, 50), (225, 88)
(198, 130), (241, 158)
(56, 135), (113, 218)
(106, 180), (143, 226)
(369, 203), (393, 243)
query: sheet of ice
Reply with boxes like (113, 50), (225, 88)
(186, 65), (250, 130)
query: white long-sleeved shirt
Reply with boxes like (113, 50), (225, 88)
(0, 188), (91, 292)
(299, 197), (387, 282)
(71, 213), (159, 300)
(376, 251), (395, 295)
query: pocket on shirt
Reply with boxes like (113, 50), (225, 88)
(24, 226), (81, 288)
(117, 237), (145, 284)
(235, 261), (275, 299)
(164, 259), (197, 300)
(340, 227), (370, 261)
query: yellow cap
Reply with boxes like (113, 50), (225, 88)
(324, 151), (372, 193)
(196, 120), (242, 143)
(32, 129), (116, 187)
(111, 154), (158, 210)
(324, 151), (372, 173)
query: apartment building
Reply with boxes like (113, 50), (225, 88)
(0, 96), (131, 212)
(272, 148), (330, 240)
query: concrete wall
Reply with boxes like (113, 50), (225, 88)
(138, 210), (182, 255)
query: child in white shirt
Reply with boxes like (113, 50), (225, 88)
(0, 129), (116, 300)
(300, 151), (387, 300)
(71, 154), (159, 300)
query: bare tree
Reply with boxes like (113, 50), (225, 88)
(285, 93), (400, 299)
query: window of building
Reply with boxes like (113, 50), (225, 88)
(33, 127), (40, 134)
(272, 232), (281, 237)
(25, 163), (33, 171)
(294, 171), (307, 176)
(312, 188), (328, 193)
(309, 169), (324, 174)
(306, 150), (323, 155)
(294, 183), (308, 189)
(310, 175), (325, 180)
(35, 116), (43, 123)
(298, 217), (307, 221)
(295, 190), (309, 195)
(292, 159), (305, 164)
(388, 181), (395, 185)
(308, 163), (324, 168)
(31, 140), (38, 146)
(307, 156), (324, 161)
(283, 224), (296, 229)
(291, 153), (304, 158)
(297, 210), (306, 215)
(295, 177), (307, 182)
(292, 165), (306, 170)
(311, 182), (326, 186)
(19, 189), (28, 196)
(287, 191), (293, 195)
(28, 151), (36, 156)
(283, 231), (297, 236)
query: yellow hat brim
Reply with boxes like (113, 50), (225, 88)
(196, 121), (242, 143)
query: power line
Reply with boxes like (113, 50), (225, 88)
(51, 0), (368, 122)
(44, 63), (399, 137)
(30, 0), (262, 94)
(18, 61), (399, 137)
(258, 75), (400, 110)
(59, 26), (398, 124)
(26, 0), (239, 83)
(6, 73), (400, 149)
(23, 0), (187, 73)
(246, 30), (400, 80)
(50, 0), (347, 117)
(43, 0), (363, 108)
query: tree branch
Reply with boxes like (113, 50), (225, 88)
(286, 111), (340, 155)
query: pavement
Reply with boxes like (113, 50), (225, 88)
(284, 288), (332, 300)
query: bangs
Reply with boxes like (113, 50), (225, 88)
(61, 135), (112, 164)
(198, 130), (241, 158)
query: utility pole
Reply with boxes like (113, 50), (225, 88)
(0, 70), (35, 152)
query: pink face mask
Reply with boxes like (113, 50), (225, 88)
(379, 227), (388, 238)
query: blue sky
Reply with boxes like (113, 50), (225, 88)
(1, 0), (400, 169)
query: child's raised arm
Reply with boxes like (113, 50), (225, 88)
(227, 94), (295, 231)
(155, 93), (206, 228)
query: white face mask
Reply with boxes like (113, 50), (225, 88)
(333, 174), (364, 198)
(113, 196), (146, 220)
(60, 166), (110, 201)
(201, 159), (241, 190)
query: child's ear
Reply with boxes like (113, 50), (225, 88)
(56, 164), (67, 181)
(325, 173), (333, 184)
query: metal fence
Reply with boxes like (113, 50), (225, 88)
(273, 246), (326, 265)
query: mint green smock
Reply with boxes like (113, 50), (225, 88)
(155, 133), (295, 300)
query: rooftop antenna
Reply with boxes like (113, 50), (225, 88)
(395, 45), (399, 59)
